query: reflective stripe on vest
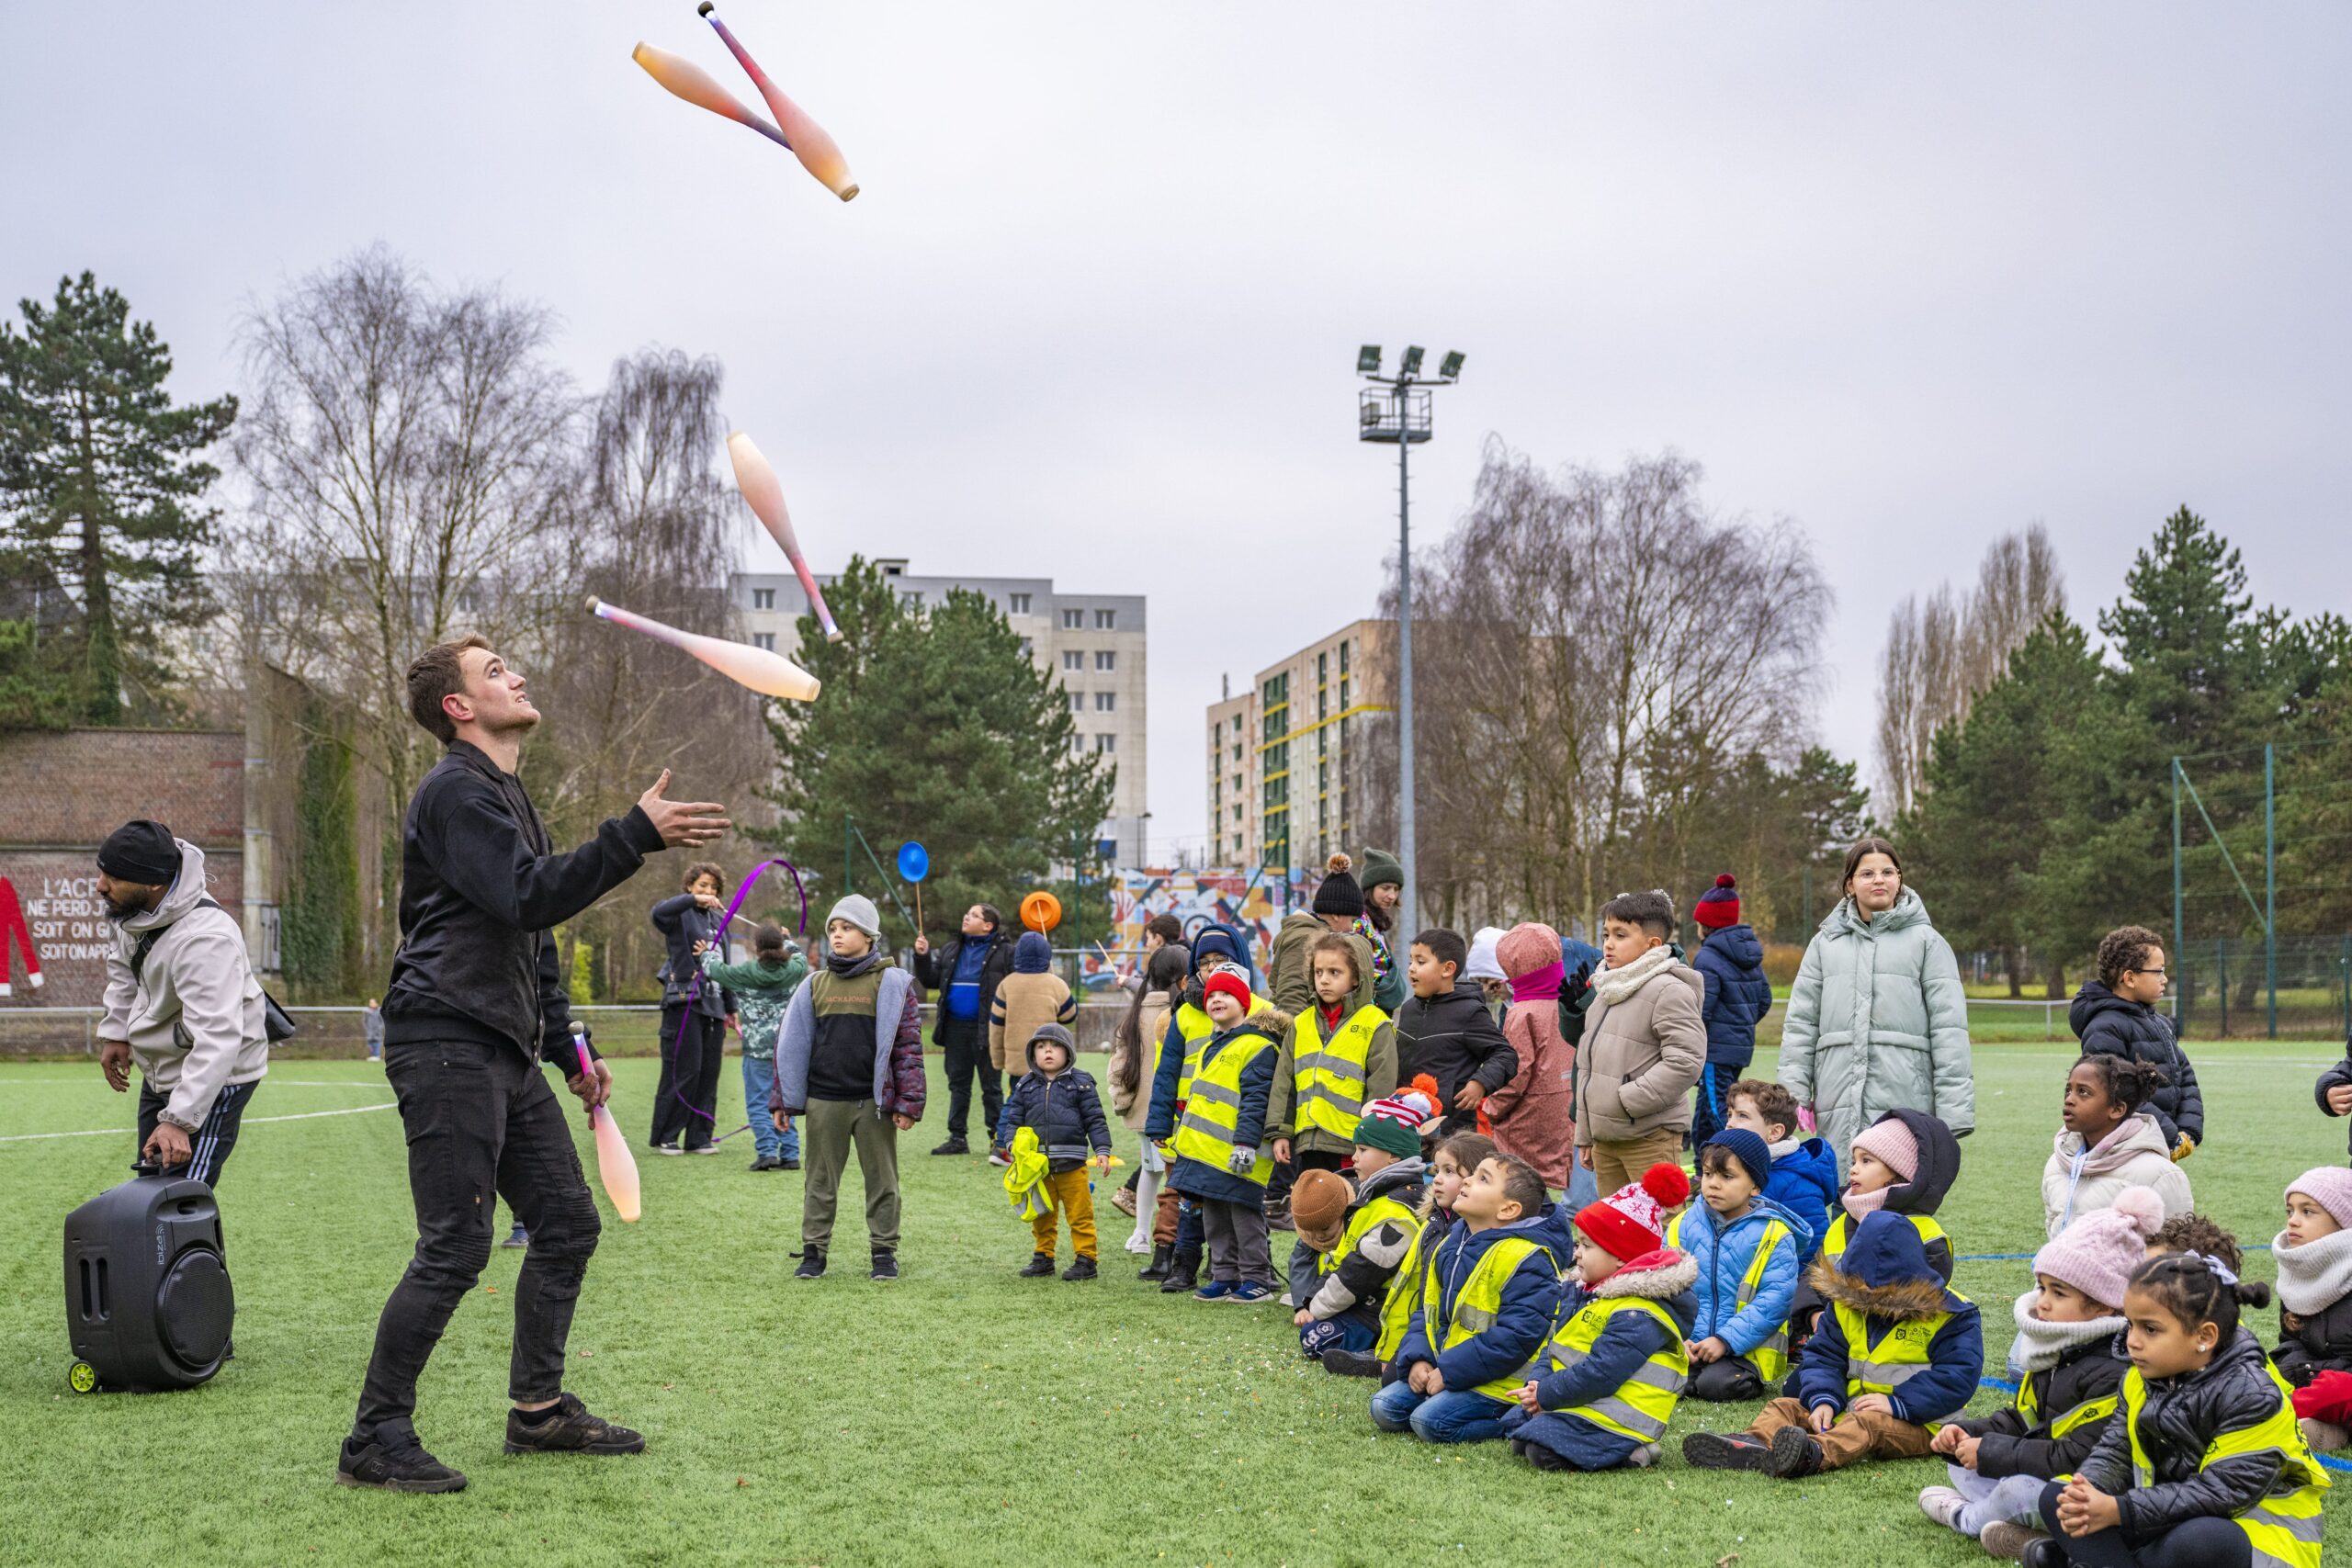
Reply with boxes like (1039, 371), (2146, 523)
(1295, 1004), (1386, 1142)
(2122, 1361), (2329, 1568)
(1376, 1223), (1430, 1361)
(1170, 1026), (1277, 1186)
(2016, 1372), (2118, 1442)
(1834, 1295), (1964, 1399)
(1423, 1235), (1555, 1401)
(1318, 1194), (1419, 1281)
(1663, 1208), (1792, 1382)
(1823, 1210), (1946, 1268)
(1174, 994), (1270, 1103)
(1541, 1294), (1690, 1443)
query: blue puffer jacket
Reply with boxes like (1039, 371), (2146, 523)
(1765, 1137), (1841, 1261)
(1396, 1213), (1567, 1396)
(1796, 1211), (1983, 1424)
(1160, 1010), (1284, 1207)
(1693, 923), (1773, 1069)
(1674, 1194), (1805, 1358)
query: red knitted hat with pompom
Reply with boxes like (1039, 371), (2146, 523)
(1576, 1163), (1691, 1263)
(1695, 873), (1741, 929)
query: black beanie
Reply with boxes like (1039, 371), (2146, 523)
(98, 819), (182, 886)
(1311, 852), (1364, 919)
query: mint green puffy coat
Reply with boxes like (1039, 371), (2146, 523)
(1775, 889), (1973, 1166)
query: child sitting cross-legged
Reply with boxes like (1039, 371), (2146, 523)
(1685, 1208), (1983, 1480)
(2271, 1168), (2352, 1453)
(1296, 1097), (1430, 1378)
(1502, 1163), (1698, 1472)
(1670, 1130), (1804, 1403)
(1919, 1187), (2162, 1561)
(1723, 1078), (1839, 1262)
(1785, 1110), (1962, 1381)
(1371, 1154), (1566, 1444)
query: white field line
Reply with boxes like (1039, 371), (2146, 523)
(0, 1101), (395, 1144)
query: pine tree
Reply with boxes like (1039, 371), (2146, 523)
(0, 272), (236, 722)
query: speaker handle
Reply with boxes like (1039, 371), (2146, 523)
(131, 1159), (163, 1177)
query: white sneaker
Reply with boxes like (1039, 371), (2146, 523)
(1277, 1292), (1296, 1308)
(1976, 1522), (2047, 1560)
(1917, 1486), (1968, 1531)
(1124, 1232), (1153, 1254)
(2301, 1416), (2349, 1451)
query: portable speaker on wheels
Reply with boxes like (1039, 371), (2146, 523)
(62, 1163), (233, 1393)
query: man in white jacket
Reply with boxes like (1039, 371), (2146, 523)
(95, 819), (269, 1186)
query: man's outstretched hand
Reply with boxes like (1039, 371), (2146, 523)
(639, 770), (729, 849)
(567, 1057), (613, 1111)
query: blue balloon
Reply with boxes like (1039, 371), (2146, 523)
(897, 840), (930, 883)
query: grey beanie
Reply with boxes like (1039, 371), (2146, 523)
(826, 893), (881, 941)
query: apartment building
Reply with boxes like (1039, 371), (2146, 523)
(1204, 618), (1394, 874)
(731, 560), (1149, 863)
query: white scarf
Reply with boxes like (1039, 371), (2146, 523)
(1593, 943), (1678, 1007)
(2008, 1290), (2127, 1373)
(2272, 1225), (2352, 1317)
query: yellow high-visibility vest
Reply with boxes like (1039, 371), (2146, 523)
(1421, 1235), (1557, 1401)
(1293, 1004), (1387, 1143)
(1821, 1210), (1946, 1269)
(2016, 1368), (2118, 1444)
(2121, 1360), (2328, 1568)
(1317, 1194), (1419, 1280)
(1170, 1024), (1278, 1186)
(1376, 1220), (1432, 1361)
(1172, 992), (1270, 1102)
(1668, 1207), (1796, 1383)
(1832, 1290), (1968, 1408)
(1539, 1294), (1690, 1443)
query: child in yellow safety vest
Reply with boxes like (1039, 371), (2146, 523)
(1295, 1097), (1431, 1375)
(1270, 931), (1397, 1305)
(1918, 1187), (2159, 1560)
(1683, 1209), (1983, 1480)
(1670, 1130), (1804, 1404)
(1159, 967), (1289, 1303)
(1502, 1162), (1698, 1472)
(2030, 1252), (2327, 1568)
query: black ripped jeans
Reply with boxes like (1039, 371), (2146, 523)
(352, 1037), (602, 1447)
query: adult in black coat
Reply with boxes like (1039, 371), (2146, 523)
(650, 863), (737, 1153)
(913, 903), (1018, 1154)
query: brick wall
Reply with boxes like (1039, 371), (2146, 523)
(0, 728), (245, 1009)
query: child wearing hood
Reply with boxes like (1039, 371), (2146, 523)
(1372, 1154), (1567, 1444)
(2272, 1168), (2352, 1452)
(1724, 1078), (1840, 1261)
(1786, 1109), (1963, 1378)
(987, 931), (1075, 1100)
(1152, 968), (1288, 1303)
(2041, 1055), (2193, 1240)
(1485, 922), (1586, 1207)
(1668, 1130), (1804, 1402)
(1921, 1188), (2159, 1558)
(1689, 874), (1773, 1150)
(1685, 1209), (1983, 1479)
(1297, 1098), (1430, 1375)
(1504, 1163), (1698, 1472)
(995, 1023), (1113, 1280)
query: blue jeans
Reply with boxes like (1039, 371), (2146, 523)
(1369, 1380), (1511, 1442)
(741, 1056), (800, 1161)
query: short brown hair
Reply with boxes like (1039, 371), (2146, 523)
(407, 635), (494, 745)
(683, 861), (724, 893)
(2097, 925), (2164, 989)
(1484, 1154), (1549, 1218)
(1726, 1078), (1799, 1140)
(1308, 931), (1363, 988)
(1145, 913), (1182, 945)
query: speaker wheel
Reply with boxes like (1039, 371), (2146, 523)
(68, 1360), (97, 1394)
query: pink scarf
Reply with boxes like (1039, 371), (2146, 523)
(1510, 961), (1565, 1003)
(1843, 1184), (1894, 1223)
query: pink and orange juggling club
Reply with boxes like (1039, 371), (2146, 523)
(726, 431), (842, 643)
(631, 40), (794, 152)
(588, 597), (821, 702)
(697, 3), (860, 202)
(573, 1032), (642, 1223)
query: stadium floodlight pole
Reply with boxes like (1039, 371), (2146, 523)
(1357, 345), (1463, 942)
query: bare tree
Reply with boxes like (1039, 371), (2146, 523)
(1875, 524), (2065, 816)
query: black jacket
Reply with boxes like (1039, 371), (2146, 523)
(651, 893), (735, 1017)
(1955, 1332), (2129, 1480)
(913, 932), (1017, 1044)
(384, 741), (665, 1060)
(2070, 983), (2202, 1147)
(2275, 1294), (2352, 1387)
(1395, 980), (1519, 1134)
(2076, 1327), (2324, 1544)
(994, 1064), (1112, 1171)
(2316, 1053), (2352, 1160)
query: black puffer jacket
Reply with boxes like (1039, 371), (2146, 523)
(2315, 1054), (2352, 1160)
(1954, 1330), (2129, 1480)
(2070, 983), (2203, 1147)
(993, 1059), (1112, 1172)
(1395, 980), (1519, 1135)
(2075, 1327), (2324, 1544)
(2274, 1294), (2352, 1387)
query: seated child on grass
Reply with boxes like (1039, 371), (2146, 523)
(1920, 1187), (2160, 1560)
(2147, 1211), (2242, 1271)
(1786, 1110), (1961, 1378)
(1683, 1209), (1983, 1480)
(2272, 1167), (2352, 1453)
(1502, 1163), (1696, 1472)
(1724, 1077), (1838, 1260)
(1296, 1098), (1430, 1378)
(1371, 1155), (1566, 1444)
(1669, 1130), (1804, 1402)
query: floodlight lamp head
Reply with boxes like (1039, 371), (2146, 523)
(1439, 350), (1464, 381)
(1399, 345), (1425, 378)
(1357, 344), (1382, 375)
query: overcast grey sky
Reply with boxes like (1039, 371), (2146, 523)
(7, 3), (2348, 855)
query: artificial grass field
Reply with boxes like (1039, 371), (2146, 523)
(2, 1040), (2348, 1568)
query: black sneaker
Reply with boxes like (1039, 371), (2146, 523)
(1018, 1252), (1057, 1278)
(931, 1137), (969, 1156)
(503, 1393), (646, 1455)
(748, 1155), (779, 1171)
(870, 1248), (899, 1281)
(1320, 1349), (1382, 1379)
(1681, 1431), (1776, 1472)
(1137, 1244), (1174, 1282)
(1766, 1426), (1825, 1480)
(650, 1141), (683, 1156)
(2020, 1541), (2067, 1568)
(500, 1227), (529, 1249)
(1062, 1257), (1097, 1281)
(796, 1248), (827, 1280)
(337, 1437), (468, 1494)
(777, 1157), (801, 1171)
(1159, 1255), (1201, 1294)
